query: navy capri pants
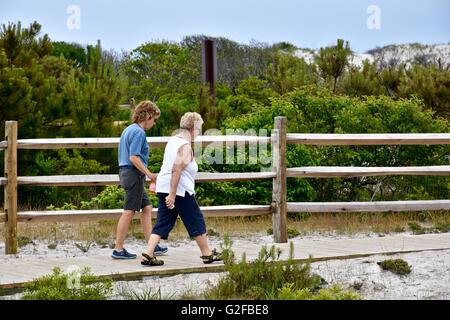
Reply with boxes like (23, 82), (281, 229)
(152, 191), (207, 240)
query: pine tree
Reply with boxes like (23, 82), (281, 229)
(315, 39), (352, 92)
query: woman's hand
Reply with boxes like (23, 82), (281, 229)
(165, 193), (176, 209)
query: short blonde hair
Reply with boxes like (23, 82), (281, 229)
(132, 100), (160, 123)
(180, 112), (203, 130)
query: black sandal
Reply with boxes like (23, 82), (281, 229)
(201, 249), (223, 264)
(141, 253), (164, 266)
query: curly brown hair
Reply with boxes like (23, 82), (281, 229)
(131, 100), (160, 123)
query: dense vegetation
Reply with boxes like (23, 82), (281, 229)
(205, 239), (361, 300)
(21, 240), (361, 300)
(1, 21), (449, 209)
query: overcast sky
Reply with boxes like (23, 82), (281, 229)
(1, 0), (449, 53)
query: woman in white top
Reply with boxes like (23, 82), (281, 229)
(141, 112), (222, 266)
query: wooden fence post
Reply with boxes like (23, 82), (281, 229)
(4, 121), (18, 254)
(272, 117), (287, 243)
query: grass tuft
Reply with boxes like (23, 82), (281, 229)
(120, 287), (174, 300)
(18, 236), (34, 247)
(75, 241), (94, 253)
(377, 259), (412, 275)
(266, 227), (300, 238)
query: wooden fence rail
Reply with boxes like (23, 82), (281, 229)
(0, 205), (272, 224)
(0, 172), (276, 187)
(286, 133), (450, 145)
(1, 119), (450, 254)
(0, 135), (270, 150)
(287, 200), (450, 213)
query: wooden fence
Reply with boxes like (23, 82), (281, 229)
(1, 118), (450, 254)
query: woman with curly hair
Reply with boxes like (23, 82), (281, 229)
(112, 100), (168, 259)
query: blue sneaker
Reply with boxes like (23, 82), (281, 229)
(154, 244), (168, 256)
(111, 248), (137, 259)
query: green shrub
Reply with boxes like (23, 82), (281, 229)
(278, 283), (362, 300)
(225, 88), (450, 204)
(266, 228), (300, 239)
(81, 185), (125, 209)
(22, 150), (110, 208)
(408, 222), (425, 234)
(204, 241), (323, 300)
(47, 243), (58, 250)
(18, 236), (34, 247)
(377, 259), (412, 275)
(207, 228), (220, 237)
(287, 228), (301, 238)
(46, 202), (77, 211)
(23, 267), (112, 300)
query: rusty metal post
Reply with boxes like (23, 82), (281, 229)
(202, 39), (217, 105)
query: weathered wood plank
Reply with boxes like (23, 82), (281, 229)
(287, 166), (450, 178)
(287, 200), (450, 212)
(287, 133), (450, 145)
(3, 165), (447, 187)
(4, 133), (450, 149)
(0, 172), (276, 187)
(6, 205), (271, 223)
(3, 200), (450, 223)
(11, 135), (271, 150)
(14, 175), (120, 186)
(4, 165), (449, 187)
(196, 172), (276, 182)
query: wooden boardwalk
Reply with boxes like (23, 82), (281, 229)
(1, 233), (450, 292)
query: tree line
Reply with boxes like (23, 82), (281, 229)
(0, 21), (449, 209)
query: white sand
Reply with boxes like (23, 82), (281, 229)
(111, 248), (450, 300)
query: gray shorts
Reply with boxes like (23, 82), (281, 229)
(119, 167), (151, 212)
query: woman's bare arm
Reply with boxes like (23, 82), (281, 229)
(129, 155), (157, 180)
(165, 144), (192, 208)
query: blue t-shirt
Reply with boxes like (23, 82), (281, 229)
(118, 123), (149, 167)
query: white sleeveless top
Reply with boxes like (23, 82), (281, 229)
(155, 136), (198, 196)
